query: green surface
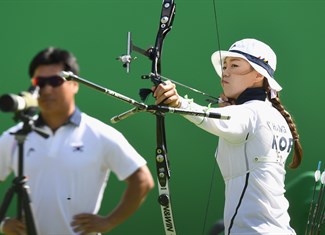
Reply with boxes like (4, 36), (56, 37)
(0, 0), (324, 234)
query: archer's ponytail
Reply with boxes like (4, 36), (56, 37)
(264, 79), (303, 169)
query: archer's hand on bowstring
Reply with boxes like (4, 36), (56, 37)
(218, 93), (236, 107)
(152, 80), (181, 108)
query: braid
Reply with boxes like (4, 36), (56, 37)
(263, 80), (303, 169)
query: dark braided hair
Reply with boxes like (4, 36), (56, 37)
(263, 79), (303, 169)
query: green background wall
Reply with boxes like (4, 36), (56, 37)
(0, 0), (324, 234)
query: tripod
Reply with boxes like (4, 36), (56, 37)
(0, 111), (49, 235)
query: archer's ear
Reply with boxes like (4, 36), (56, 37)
(255, 72), (264, 82)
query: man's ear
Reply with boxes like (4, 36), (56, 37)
(72, 80), (79, 94)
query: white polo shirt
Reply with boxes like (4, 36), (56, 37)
(179, 96), (296, 235)
(0, 109), (146, 235)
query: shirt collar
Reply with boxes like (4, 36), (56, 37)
(35, 107), (82, 127)
(235, 88), (267, 105)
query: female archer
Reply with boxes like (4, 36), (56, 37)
(152, 38), (303, 234)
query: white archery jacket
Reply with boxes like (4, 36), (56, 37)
(179, 97), (296, 235)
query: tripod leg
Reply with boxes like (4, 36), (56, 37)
(0, 186), (16, 222)
(21, 185), (38, 235)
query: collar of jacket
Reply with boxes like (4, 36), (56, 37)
(235, 87), (267, 105)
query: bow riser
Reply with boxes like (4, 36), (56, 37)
(152, 1), (177, 235)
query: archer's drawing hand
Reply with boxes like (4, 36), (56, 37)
(218, 93), (235, 107)
(2, 218), (26, 235)
(152, 80), (181, 107)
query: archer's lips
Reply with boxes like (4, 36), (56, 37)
(221, 79), (229, 85)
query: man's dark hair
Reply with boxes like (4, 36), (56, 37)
(29, 47), (79, 77)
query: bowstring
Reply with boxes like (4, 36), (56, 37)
(212, 0), (223, 71)
(201, 0), (223, 234)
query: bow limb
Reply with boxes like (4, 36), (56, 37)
(150, 0), (176, 82)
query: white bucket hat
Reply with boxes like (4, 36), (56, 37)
(211, 38), (282, 97)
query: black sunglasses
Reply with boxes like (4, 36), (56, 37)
(32, 75), (66, 88)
